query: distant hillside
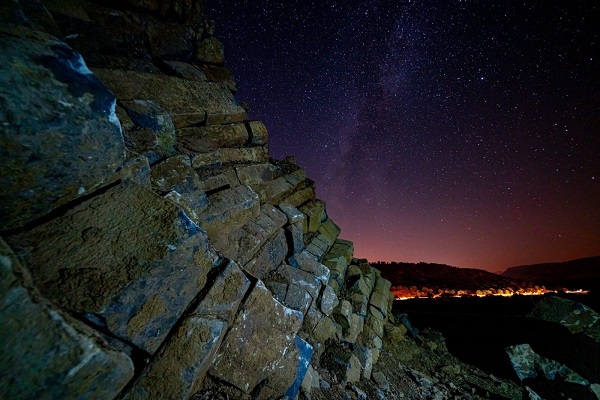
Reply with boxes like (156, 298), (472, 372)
(372, 262), (544, 298)
(501, 256), (600, 289)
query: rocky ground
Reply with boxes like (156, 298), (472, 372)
(299, 318), (523, 400)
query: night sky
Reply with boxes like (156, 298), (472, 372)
(208, 1), (600, 271)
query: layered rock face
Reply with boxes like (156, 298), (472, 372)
(0, 1), (396, 398)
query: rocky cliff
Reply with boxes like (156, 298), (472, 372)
(0, 1), (526, 399)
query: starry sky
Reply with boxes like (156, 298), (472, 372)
(208, 0), (600, 271)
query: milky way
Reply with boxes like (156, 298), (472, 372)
(208, 0), (600, 271)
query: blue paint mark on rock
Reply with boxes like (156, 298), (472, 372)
(285, 336), (314, 400)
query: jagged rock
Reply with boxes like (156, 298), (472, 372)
(178, 123), (249, 153)
(148, 22), (194, 61)
(124, 317), (226, 400)
(266, 280), (288, 302)
(372, 370), (390, 391)
(209, 280), (304, 395)
(506, 343), (589, 385)
(322, 254), (348, 295)
(198, 185), (260, 237)
(354, 346), (373, 379)
(151, 155), (209, 222)
(328, 239), (355, 264)
(124, 262), (250, 399)
(286, 222), (305, 255)
(93, 68), (247, 128)
(280, 187), (316, 208)
(120, 99), (177, 157)
(303, 304), (326, 334)
(0, 29), (125, 229)
(115, 154), (152, 187)
(528, 296), (600, 340)
(305, 234), (331, 260)
(7, 180), (219, 353)
(345, 354), (362, 384)
(162, 60), (208, 81)
(0, 240), (134, 399)
(318, 218), (341, 244)
(333, 300), (353, 330)
(312, 315), (338, 343)
(590, 384), (600, 399)
(289, 250), (330, 285)
(236, 163), (276, 185)
(247, 120), (269, 146)
(195, 36), (224, 65)
(196, 167), (240, 192)
(211, 205), (286, 265)
(344, 313), (365, 344)
(198, 64), (237, 92)
(301, 364), (321, 394)
(350, 292), (369, 316)
(369, 291), (389, 319)
(285, 283), (313, 315)
(192, 147), (269, 168)
(243, 229), (288, 280)
(299, 200), (325, 232)
(276, 264), (322, 300)
(319, 285), (339, 316)
(193, 261), (252, 324)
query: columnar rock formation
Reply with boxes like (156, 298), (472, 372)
(0, 1), (396, 398)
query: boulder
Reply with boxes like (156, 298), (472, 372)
(312, 315), (338, 344)
(506, 343), (589, 385)
(93, 68), (247, 128)
(0, 240), (134, 399)
(193, 261), (252, 324)
(7, 180), (219, 353)
(528, 296), (600, 340)
(209, 280), (303, 395)
(0, 29), (125, 229)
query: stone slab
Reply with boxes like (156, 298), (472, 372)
(0, 30), (125, 229)
(209, 280), (303, 394)
(94, 68), (247, 128)
(0, 240), (134, 399)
